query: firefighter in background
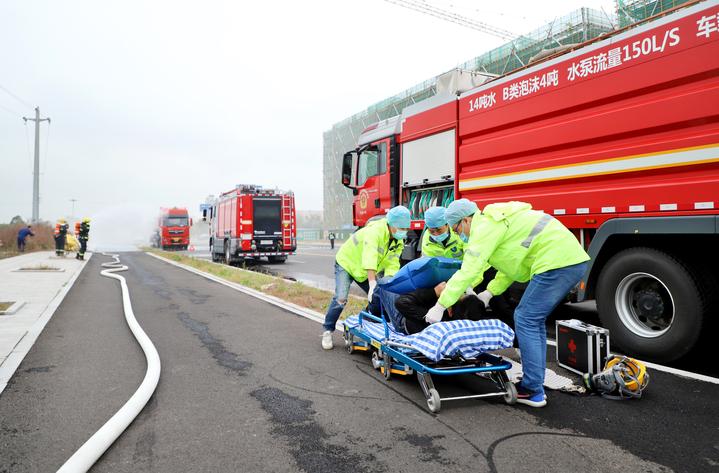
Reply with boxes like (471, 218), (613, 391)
(321, 205), (411, 350)
(424, 199), (590, 408)
(75, 217), (90, 260)
(54, 219), (69, 257)
(420, 206), (464, 259)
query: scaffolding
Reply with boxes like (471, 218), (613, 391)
(616, 0), (695, 27)
(322, 2), (690, 231)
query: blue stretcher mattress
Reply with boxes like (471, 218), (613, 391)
(343, 314), (515, 362)
(377, 257), (462, 294)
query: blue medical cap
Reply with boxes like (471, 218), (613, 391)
(386, 205), (411, 228)
(445, 199), (479, 226)
(424, 206), (447, 229)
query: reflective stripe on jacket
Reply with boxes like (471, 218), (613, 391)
(438, 201), (590, 307)
(335, 219), (404, 282)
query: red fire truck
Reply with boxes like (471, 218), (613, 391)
(208, 184), (297, 264)
(340, 0), (719, 362)
(155, 207), (191, 250)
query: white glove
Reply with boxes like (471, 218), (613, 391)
(478, 289), (493, 308)
(424, 302), (445, 324)
(465, 286), (476, 296)
(367, 280), (377, 302)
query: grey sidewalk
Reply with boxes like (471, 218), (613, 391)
(0, 251), (90, 393)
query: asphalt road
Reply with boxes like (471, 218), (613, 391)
(1, 252), (718, 472)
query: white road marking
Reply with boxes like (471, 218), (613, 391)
(546, 339), (719, 385)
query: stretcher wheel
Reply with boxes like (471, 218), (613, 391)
(503, 381), (517, 405)
(382, 353), (392, 380)
(371, 351), (381, 370)
(427, 389), (441, 413)
(344, 333), (354, 353)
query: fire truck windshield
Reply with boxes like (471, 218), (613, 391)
(163, 216), (188, 227)
(356, 143), (386, 187)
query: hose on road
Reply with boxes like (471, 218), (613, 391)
(57, 254), (161, 473)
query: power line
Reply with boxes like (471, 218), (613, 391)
(42, 120), (51, 174)
(0, 83), (34, 110)
(0, 102), (22, 117)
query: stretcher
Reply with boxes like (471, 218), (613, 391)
(342, 311), (518, 413)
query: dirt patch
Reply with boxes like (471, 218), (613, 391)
(17, 264), (62, 271)
(147, 249), (366, 318)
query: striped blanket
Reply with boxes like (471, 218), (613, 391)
(343, 314), (515, 362)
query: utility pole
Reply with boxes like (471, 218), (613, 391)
(70, 199), (77, 218)
(23, 107), (50, 223)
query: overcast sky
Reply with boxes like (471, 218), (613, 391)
(0, 0), (615, 228)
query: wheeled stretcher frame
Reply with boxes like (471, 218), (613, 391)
(343, 311), (517, 413)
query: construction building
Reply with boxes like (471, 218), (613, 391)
(322, 0), (693, 232)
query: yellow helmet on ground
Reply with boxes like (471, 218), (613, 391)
(583, 356), (649, 400)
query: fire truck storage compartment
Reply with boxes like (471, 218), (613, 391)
(401, 128), (455, 188)
(253, 197), (282, 245)
(405, 186), (455, 220)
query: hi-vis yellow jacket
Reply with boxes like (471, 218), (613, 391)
(438, 201), (590, 307)
(336, 219), (404, 282)
(421, 228), (464, 259)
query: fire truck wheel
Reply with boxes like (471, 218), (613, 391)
(224, 241), (232, 265)
(210, 242), (220, 262)
(596, 247), (705, 363)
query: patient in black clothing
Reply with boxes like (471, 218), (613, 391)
(395, 282), (488, 334)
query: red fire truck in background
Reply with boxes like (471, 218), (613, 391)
(340, 0), (719, 362)
(154, 207), (191, 250)
(208, 184), (297, 264)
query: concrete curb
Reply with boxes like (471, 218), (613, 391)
(0, 253), (93, 394)
(145, 252), (329, 326)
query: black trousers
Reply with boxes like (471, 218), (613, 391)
(55, 235), (66, 254)
(79, 238), (88, 256)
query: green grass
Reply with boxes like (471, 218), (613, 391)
(146, 249), (367, 318)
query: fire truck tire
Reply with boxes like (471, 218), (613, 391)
(268, 256), (287, 264)
(596, 247), (705, 363)
(224, 241), (232, 265)
(210, 242), (220, 262)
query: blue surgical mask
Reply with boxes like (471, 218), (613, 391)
(393, 231), (407, 240)
(430, 231), (449, 243)
(459, 232), (469, 243)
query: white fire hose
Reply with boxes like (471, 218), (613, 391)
(57, 254), (161, 473)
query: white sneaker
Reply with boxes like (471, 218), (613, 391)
(321, 331), (333, 350)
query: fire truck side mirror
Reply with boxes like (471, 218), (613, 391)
(202, 209), (207, 221)
(341, 152), (355, 189)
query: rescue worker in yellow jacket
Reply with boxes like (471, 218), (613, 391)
(421, 206), (464, 259)
(321, 205), (411, 350)
(424, 199), (590, 407)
